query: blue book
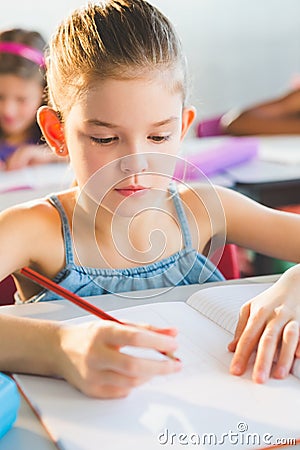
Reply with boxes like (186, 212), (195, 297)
(0, 373), (20, 439)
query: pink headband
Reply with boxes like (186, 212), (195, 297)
(0, 42), (45, 68)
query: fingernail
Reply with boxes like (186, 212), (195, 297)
(231, 363), (242, 375)
(274, 366), (287, 379)
(255, 371), (266, 384)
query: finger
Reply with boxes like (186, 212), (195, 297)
(78, 372), (133, 398)
(96, 370), (151, 389)
(141, 324), (178, 337)
(251, 313), (294, 383)
(230, 312), (268, 376)
(272, 320), (299, 379)
(103, 346), (182, 378)
(91, 386), (131, 399)
(73, 369), (148, 397)
(228, 302), (251, 352)
(100, 322), (178, 354)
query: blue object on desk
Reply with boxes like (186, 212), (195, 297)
(0, 373), (20, 439)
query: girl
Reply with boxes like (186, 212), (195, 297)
(0, 28), (60, 170)
(0, 0), (299, 395)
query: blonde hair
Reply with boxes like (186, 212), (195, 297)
(46, 0), (188, 118)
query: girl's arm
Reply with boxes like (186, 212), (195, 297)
(218, 185), (300, 263)
(4, 144), (63, 171)
(220, 89), (300, 136)
(228, 265), (300, 383)
(0, 314), (181, 398)
(184, 184), (300, 263)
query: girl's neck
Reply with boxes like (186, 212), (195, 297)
(72, 189), (182, 268)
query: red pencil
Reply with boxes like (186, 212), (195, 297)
(20, 266), (179, 361)
(21, 266), (124, 324)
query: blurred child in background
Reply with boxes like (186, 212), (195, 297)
(0, 28), (60, 170)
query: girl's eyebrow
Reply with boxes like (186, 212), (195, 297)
(85, 116), (179, 128)
(152, 116), (179, 127)
(85, 119), (117, 128)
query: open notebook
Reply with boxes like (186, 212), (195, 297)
(15, 283), (300, 450)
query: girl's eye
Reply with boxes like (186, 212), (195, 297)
(148, 135), (170, 143)
(90, 136), (118, 145)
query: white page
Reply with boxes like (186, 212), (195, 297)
(187, 282), (273, 334)
(187, 282), (300, 379)
(15, 300), (300, 450)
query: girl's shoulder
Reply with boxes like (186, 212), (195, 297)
(0, 188), (76, 231)
(178, 182), (255, 209)
(0, 192), (71, 276)
(177, 182), (261, 228)
(177, 182), (227, 211)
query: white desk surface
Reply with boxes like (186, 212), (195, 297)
(0, 162), (73, 211)
(0, 275), (281, 450)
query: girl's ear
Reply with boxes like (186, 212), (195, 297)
(181, 106), (196, 141)
(37, 106), (68, 156)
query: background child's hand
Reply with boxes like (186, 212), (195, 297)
(4, 144), (62, 171)
(57, 320), (181, 398)
(228, 265), (300, 383)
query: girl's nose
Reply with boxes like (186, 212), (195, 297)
(120, 152), (148, 174)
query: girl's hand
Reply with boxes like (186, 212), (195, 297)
(228, 265), (300, 383)
(57, 320), (181, 398)
(5, 144), (62, 170)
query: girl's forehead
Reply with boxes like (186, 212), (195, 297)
(54, 66), (186, 117)
(77, 72), (184, 106)
(65, 76), (183, 128)
(76, 77), (182, 111)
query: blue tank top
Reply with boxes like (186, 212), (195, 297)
(29, 186), (224, 302)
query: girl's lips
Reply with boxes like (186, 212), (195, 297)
(115, 186), (149, 197)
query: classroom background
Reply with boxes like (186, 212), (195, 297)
(2, 0), (300, 132)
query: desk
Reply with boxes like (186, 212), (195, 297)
(225, 136), (300, 208)
(0, 162), (73, 211)
(182, 135), (300, 208)
(0, 275), (281, 450)
(226, 157), (300, 207)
